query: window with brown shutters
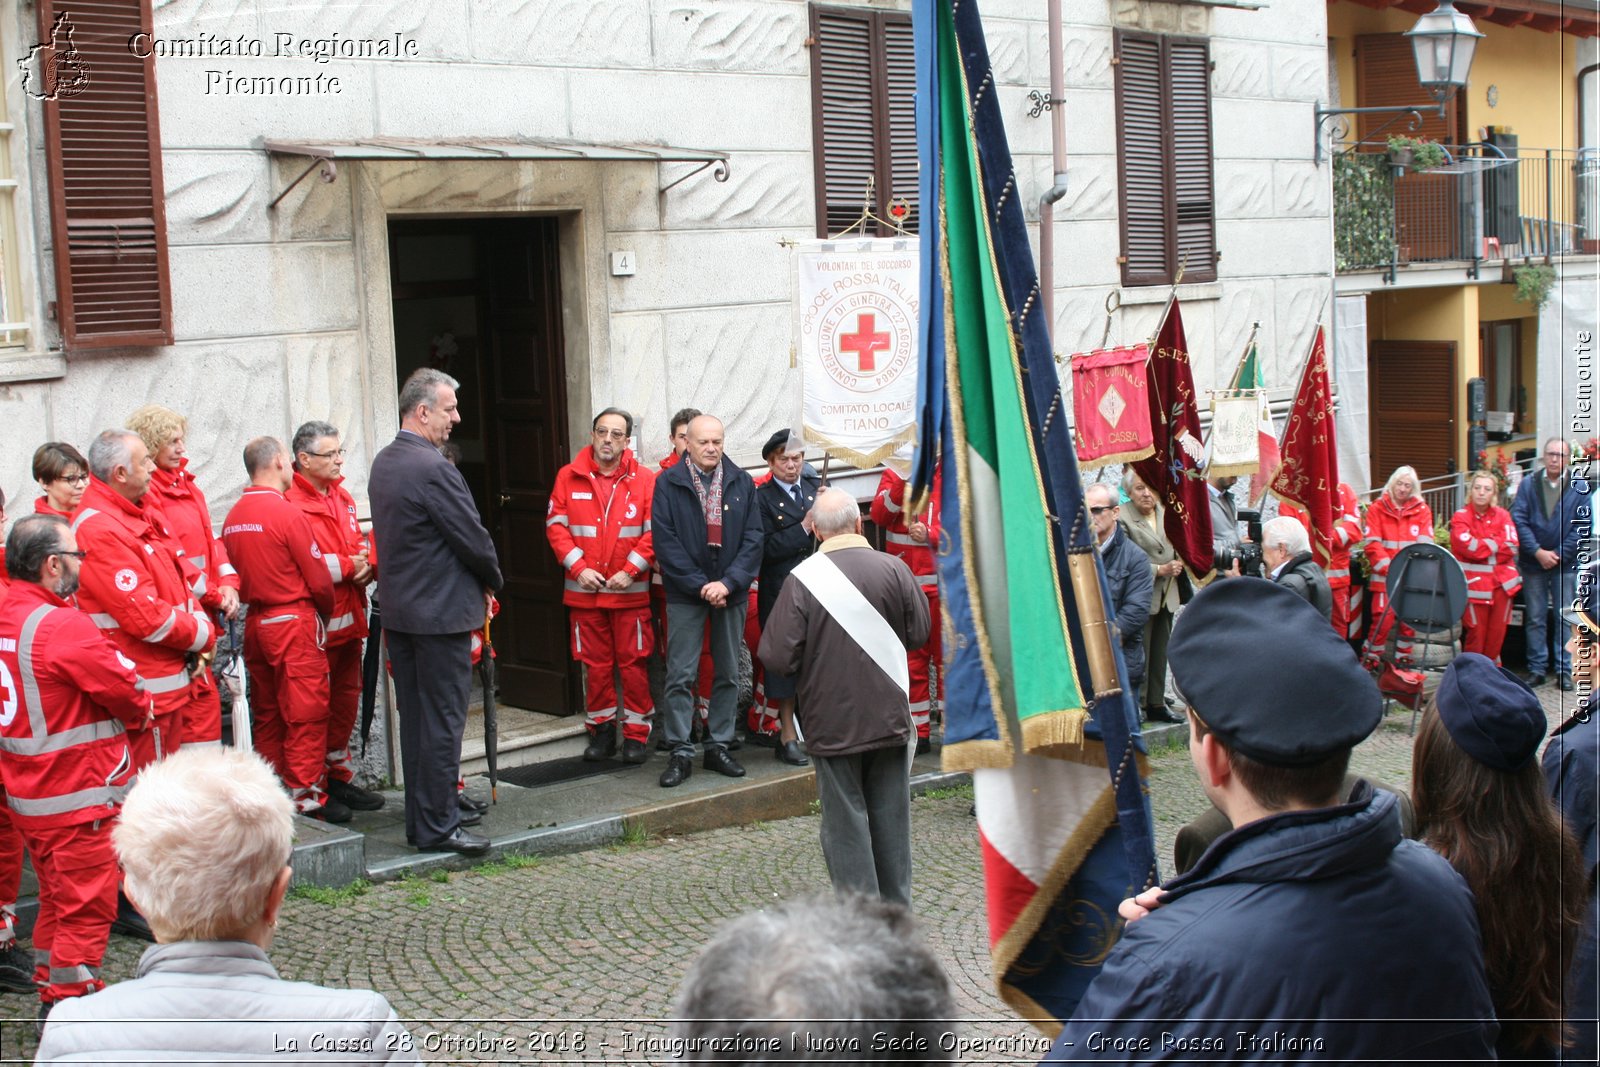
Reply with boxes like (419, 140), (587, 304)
(1370, 339), (1457, 481)
(1353, 34), (1459, 148)
(1114, 30), (1217, 287)
(37, 0), (173, 348)
(810, 5), (918, 238)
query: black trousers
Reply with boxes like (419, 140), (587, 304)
(386, 630), (471, 847)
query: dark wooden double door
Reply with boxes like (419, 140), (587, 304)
(388, 217), (578, 714)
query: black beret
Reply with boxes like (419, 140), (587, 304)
(1168, 578), (1382, 766)
(1562, 559), (1600, 634)
(1434, 653), (1545, 771)
(762, 429), (797, 460)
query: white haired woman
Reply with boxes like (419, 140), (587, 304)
(1361, 465), (1434, 666)
(36, 748), (418, 1063)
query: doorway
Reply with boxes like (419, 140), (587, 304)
(388, 217), (579, 715)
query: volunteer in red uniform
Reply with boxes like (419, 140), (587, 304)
(221, 438), (339, 820)
(1450, 470), (1521, 664)
(871, 459), (940, 751)
(73, 430), (216, 767)
(287, 421), (383, 812)
(1280, 480), (1362, 639)
(1362, 464), (1435, 666)
(0, 514), (152, 1024)
(547, 408), (657, 764)
(126, 405), (240, 748)
(32, 442), (89, 520)
(0, 491), (26, 995)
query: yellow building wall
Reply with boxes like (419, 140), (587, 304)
(1326, 4), (1579, 154)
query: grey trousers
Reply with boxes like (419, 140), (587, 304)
(813, 742), (915, 907)
(662, 598), (743, 756)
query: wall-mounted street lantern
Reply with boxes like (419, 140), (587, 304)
(1313, 0), (1484, 164)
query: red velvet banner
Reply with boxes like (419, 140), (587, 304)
(1130, 302), (1216, 584)
(1070, 344), (1155, 466)
(1270, 327), (1341, 566)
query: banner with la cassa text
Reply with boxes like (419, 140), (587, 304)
(1069, 344), (1154, 466)
(794, 238), (919, 467)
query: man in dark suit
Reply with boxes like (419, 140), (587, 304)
(652, 415), (764, 788)
(755, 429), (820, 766)
(368, 368), (503, 856)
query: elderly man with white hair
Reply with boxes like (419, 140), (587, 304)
(758, 488), (929, 905)
(1261, 515), (1333, 621)
(35, 747), (418, 1063)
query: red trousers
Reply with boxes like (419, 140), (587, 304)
(180, 670), (222, 747)
(571, 606), (654, 743)
(908, 591), (942, 740)
(129, 708), (184, 771)
(1463, 589), (1514, 664)
(325, 640), (362, 784)
(1330, 585), (1350, 642)
(0, 796), (22, 947)
(26, 819), (117, 1004)
(245, 611), (330, 812)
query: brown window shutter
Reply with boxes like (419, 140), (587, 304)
(40, 0), (174, 348)
(1115, 31), (1170, 286)
(1369, 339), (1457, 481)
(810, 5), (916, 238)
(1168, 38), (1217, 283)
(1354, 34), (1457, 147)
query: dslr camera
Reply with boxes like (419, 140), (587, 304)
(1214, 509), (1265, 577)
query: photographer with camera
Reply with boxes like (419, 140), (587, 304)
(1087, 484), (1154, 706)
(1261, 516), (1333, 620)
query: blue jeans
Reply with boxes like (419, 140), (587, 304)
(1520, 562), (1578, 676)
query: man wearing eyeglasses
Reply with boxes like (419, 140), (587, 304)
(287, 422), (383, 813)
(546, 409), (657, 764)
(1513, 438), (1589, 690)
(0, 514), (153, 1027)
(1086, 483), (1154, 698)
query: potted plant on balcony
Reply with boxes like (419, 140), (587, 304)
(1387, 136), (1447, 174)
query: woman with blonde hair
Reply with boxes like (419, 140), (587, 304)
(1413, 654), (1586, 1059)
(1449, 470), (1520, 664)
(1361, 464), (1433, 665)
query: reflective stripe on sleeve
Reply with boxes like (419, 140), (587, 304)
(145, 609), (178, 645)
(187, 614), (212, 653)
(880, 492), (902, 515)
(219, 563), (237, 578)
(326, 612), (356, 633)
(561, 548), (584, 569)
(546, 514), (569, 528)
(325, 553), (343, 584)
(885, 531), (914, 546)
(137, 669), (194, 695)
(627, 551), (649, 572)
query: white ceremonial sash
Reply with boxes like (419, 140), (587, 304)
(790, 551), (910, 698)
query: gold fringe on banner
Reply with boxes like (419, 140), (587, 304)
(800, 425), (916, 470)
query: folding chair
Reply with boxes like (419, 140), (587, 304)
(1378, 543), (1468, 732)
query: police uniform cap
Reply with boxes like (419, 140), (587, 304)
(1167, 578), (1382, 766)
(1562, 559), (1600, 635)
(1434, 653), (1545, 771)
(762, 429), (796, 460)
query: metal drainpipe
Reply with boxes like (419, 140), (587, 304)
(1038, 0), (1069, 333)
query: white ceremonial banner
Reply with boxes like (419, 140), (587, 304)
(1207, 393), (1261, 478)
(794, 238), (919, 467)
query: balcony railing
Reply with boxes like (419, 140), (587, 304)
(1334, 144), (1596, 280)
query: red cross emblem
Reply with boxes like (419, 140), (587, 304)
(837, 313), (891, 374)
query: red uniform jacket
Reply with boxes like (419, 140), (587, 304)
(72, 478), (215, 712)
(286, 472), (369, 645)
(0, 582), (151, 828)
(146, 459), (239, 613)
(32, 498), (71, 520)
(220, 487), (336, 618)
(1280, 482), (1362, 589)
(871, 468), (938, 590)
(546, 447), (654, 609)
(1364, 493), (1435, 585)
(1450, 504), (1521, 604)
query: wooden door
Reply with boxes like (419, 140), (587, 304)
(480, 219), (577, 713)
(1370, 339), (1456, 483)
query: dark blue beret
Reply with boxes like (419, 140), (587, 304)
(1562, 559), (1600, 635)
(1434, 653), (1545, 771)
(1168, 578), (1382, 766)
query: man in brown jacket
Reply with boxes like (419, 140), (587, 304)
(758, 488), (930, 906)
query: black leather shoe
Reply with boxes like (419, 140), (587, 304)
(622, 738), (648, 764)
(328, 778), (386, 812)
(458, 808), (483, 828)
(457, 791), (488, 814)
(704, 747), (746, 778)
(1144, 704), (1184, 724)
(0, 942), (33, 993)
(422, 828), (490, 856)
(659, 754), (693, 788)
(744, 731), (779, 749)
(915, 737), (931, 755)
(308, 797), (353, 824)
(583, 721), (617, 762)
(776, 740), (809, 766)
(1559, 674), (1575, 691)
(1528, 673), (1548, 688)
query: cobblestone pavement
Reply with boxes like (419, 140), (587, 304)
(4, 686), (1582, 1063)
